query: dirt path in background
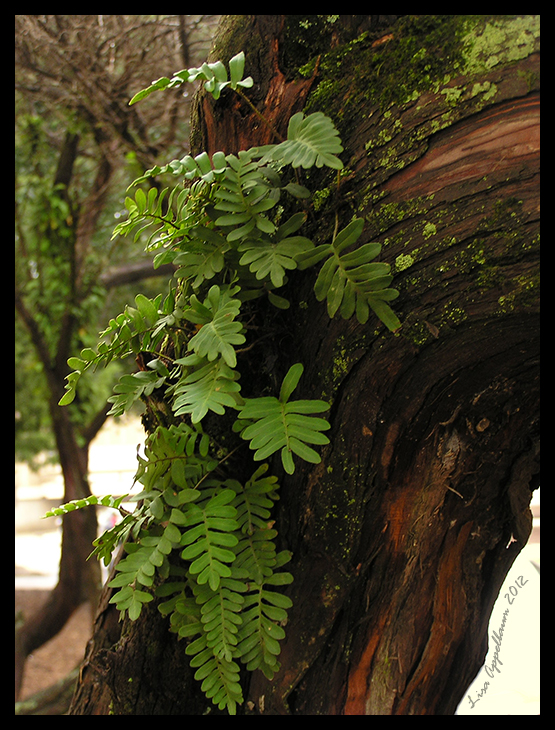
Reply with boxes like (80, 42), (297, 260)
(15, 590), (92, 700)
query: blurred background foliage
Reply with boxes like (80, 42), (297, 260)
(15, 15), (219, 465)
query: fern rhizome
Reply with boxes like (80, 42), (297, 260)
(47, 52), (401, 714)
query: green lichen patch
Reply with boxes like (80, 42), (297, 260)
(497, 272), (540, 314)
(304, 15), (470, 121)
(364, 196), (437, 239)
(301, 15), (539, 157)
(461, 15), (540, 73)
(422, 222), (437, 240)
(395, 253), (415, 272)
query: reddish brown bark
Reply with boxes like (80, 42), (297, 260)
(193, 17), (320, 154)
(384, 95), (539, 200)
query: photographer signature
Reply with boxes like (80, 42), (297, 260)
(467, 575), (528, 710)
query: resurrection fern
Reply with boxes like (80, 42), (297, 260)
(237, 211), (313, 288)
(237, 363), (331, 475)
(112, 184), (203, 252)
(213, 150), (282, 241)
(269, 111), (344, 170)
(42, 493), (129, 518)
(181, 284), (246, 368)
(171, 354), (242, 423)
(297, 217), (402, 330)
(50, 50), (402, 714)
(128, 51), (254, 106)
(172, 226), (231, 288)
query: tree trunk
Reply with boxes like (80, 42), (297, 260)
(15, 137), (114, 700)
(69, 15), (539, 715)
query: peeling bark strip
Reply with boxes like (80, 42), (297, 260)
(68, 16), (539, 715)
(385, 95), (539, 200)
(200, 39), (318, 154)
(193, 16), (322, 155)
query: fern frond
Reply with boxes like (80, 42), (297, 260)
(108, 585), (154, 622)
(158, 570), (246, 714)
(297, 218), (401, 331)
(237, 578), (292, 679)
(230, 464), (280, 535)
(224, 467), (293, 678)
(227, 467), (282, 579)
(237, 212), (314, 289)
(179, 488), (240, 591)
(111, 186), (172, 247)
(172, 354), (242, 423)
(185, 632), (244, 715)
(112, 181), (213, 254)
(129, 51), (253, 106)
(89, 513), (137, 567)
(133, 423), (215, 496)
(58, 292), (172, 407)
(134, 151), (229, 188)
(271, 111), (344, 170)
(214, 150), (280, 241)
(42, 493), (128, 518)
(173, 226), (231, 289)
(106, 521), (183, 621)
(106, 369), (167, 417)
(108, 523), (181, 591)
(237, 364), (330, 474)
(194, 579), (245, 662)
(183, 285), (246, 368)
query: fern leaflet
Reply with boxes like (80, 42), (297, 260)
(182, 285), (246, 368)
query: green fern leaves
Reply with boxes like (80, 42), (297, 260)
(173, 226), (231, 288)
(172, 354), (242, 424)
(183, 285), (246, 368)
(114, 442), (293, 715)
(297, 218), (401, 331)
(271, 111), (344, 170)
(185, 624), (244, 714)
(237, 211), (314, 288)
(213, 150), (281, 241)
(129, 51), (253, 105)
(42, 493), (128, 518)
(238, 363), (330, 474)
(179, 488), (239, 591)
(43, 434), (293, 716)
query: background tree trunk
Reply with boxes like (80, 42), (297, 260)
(69, 15), (539, 715)
(15, 287), (103, 702)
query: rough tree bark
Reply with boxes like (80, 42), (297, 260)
(68, 15), (539, 715)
